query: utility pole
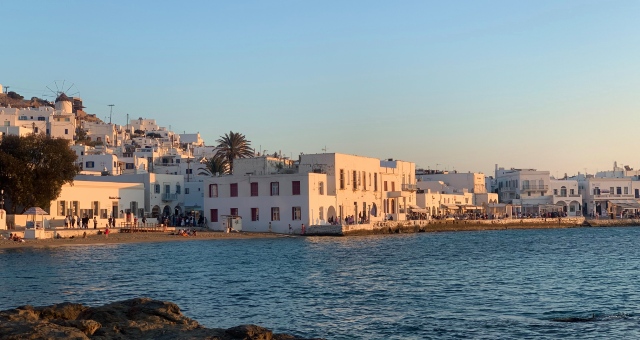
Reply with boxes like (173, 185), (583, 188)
(3, 86), (8, 94)
(108, 104), (114, 124)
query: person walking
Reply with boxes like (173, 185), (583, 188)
(93, 217), (97, 229)
(71, 216), (76, 228)
(105, 225), (110, 238)
(288, 224), (292, 234)
(301, 223), (305, 235)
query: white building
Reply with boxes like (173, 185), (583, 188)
(578, 176), (640, 217)
(83, 121), (116, 146)
(203, 153), (416, 232)
(416, 170), (487, 193)
(49, 180), (146, 226)
(495, 165), (582, 216)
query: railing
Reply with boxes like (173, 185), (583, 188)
(402, 184), (417, 192)
(594, 194), (634, 198)
(522, 185), (548, 191)
(162, 193), (178, 201)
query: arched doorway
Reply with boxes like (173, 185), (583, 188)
(327, 206), (337, 221)
(163, 205), (172, 216)
(151, 205), (160, 218)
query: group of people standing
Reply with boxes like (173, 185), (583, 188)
(64, 215), (98, 229)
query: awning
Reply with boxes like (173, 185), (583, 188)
(458, 205), (482, 210)
(441, 204), (459, 210)
(409, 204), (421, 210)
(609, 200), (640, 209)
(411, 208), (429, 213)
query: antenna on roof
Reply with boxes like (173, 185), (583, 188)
(108, 104), (114, 124)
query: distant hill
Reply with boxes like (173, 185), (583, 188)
(0, 92), (51, 109)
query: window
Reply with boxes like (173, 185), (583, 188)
(230, 183), (238, 197)
(19, 116), (27, 120)
(271, 182), (279, 196)
(617, 187), (622, 195)
(554, 189), (558, 195)
(176, 159), (181, 163)
(560, 186), (567, 197)
(58, 200), (66, 216)
(570, 189), (575, 195)
(292, 206), (301, 220)
(391, 182), (395, 191)
(374, 173), (378, 191)
(185, 188), (190, 194)
(363, 172), (366, 190)
(610, 187), (615, 195)
(292, 181), (301, 195)
(352, 171), (357, 189)
(155, 184), (161, 194)
(251, 208), (259, 221)
(186, 169), (192, 174)
(209, 184), (218, 197)
(126, 163), (134, 169)
(251, 182), (258, 196)
(176, 184), (181, 194)
(38, 116), (45, 121)
(34, 127), (38, 133)
(339, 169), (345, 189)
(384, 181), (388, 191)
(319, 207), (324, 221)
(625, 187), (629, 195)
(319, 182), (324, 195)
(210, 209), (218, 222)
(93, 201), (100, 216)
(85, 161), (95, 168)
(230, 208), (238, 216)
(271, 207), (280, 221)
(64, 129), (68, 134)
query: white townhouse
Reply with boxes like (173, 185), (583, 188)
(204, 153), (416, 233)
(548, 178), (582, 215)
(495, 165), (582, 216)
(578, 176), (640, 217)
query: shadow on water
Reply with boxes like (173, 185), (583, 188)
(544, 311), (632, 323)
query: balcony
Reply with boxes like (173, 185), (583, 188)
(162, 193), (178, 201)
(402, 183), (417, 192)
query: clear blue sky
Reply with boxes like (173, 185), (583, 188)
(3, 1), (639, 176)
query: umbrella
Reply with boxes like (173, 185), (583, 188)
(23, 207), (49, 215)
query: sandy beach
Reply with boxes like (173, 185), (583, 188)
(0, 230), (287, 250)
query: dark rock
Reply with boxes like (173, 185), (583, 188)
(0, 298), (322, 340)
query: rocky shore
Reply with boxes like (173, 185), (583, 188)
(0, 297), (322, 340)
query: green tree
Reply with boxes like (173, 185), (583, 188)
(0, 134), (79, 213)
(215, 131), (254, 174)
(206, 154), (229, 176)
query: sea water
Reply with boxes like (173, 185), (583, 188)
(1, 227), (640, 339)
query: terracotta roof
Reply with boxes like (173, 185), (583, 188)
(55, 93), (71, 103)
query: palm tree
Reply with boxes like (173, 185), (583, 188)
(215, 131), (254, 174)
(206, 154), (229, 176)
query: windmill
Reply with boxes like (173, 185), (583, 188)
(42, 80), (82, 114)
